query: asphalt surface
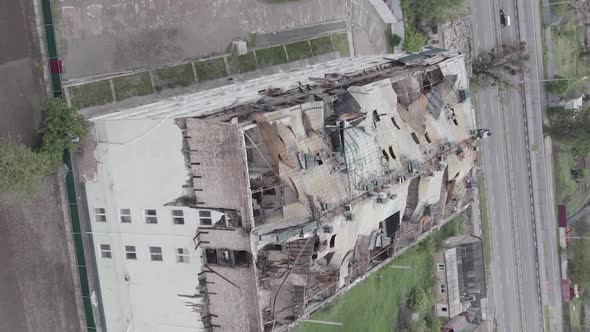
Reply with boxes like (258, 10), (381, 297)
(471, 0), (563, 331)
(0, 0), (84, 331)
(0, 0), (43, 145)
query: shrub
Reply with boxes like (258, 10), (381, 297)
(0, 140), (50, 198)
(390, 34), (402, 47)
(546, 79), (572, 96)
(403, 27), (428, 52)
(40, 97), (88, 167)
(407, 287), (434, 313)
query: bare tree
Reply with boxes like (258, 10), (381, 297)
(472, 41), (530, 88)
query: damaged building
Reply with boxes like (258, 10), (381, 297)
(83, 48), (487, 331)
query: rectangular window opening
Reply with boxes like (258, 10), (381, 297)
(145, 209), (158, 224)
(120, 208), (132, 223)
(437, 263), (445, 271)
(199, 210), (213, 226)
(149, 246), (163, 261)
(176, 248), (190, 263)
(391, 116), (401, 130)
(125, 245), (137, 260)
(411, 132), (421, 145)
(172, 209), (185, 225)
(95, 208), (107, 222)
(100, 244), (112, 258)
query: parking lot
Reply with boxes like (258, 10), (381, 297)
(55, 0), (348, 79)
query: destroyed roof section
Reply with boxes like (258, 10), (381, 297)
(92, 56), (400, 121)
(254, 105), (350, 214)
(185, 119), (250, 223)
(347, 81), (423, 174)
(204, 264), (261, 332)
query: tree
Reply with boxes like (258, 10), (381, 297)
(472, 42), (530, 88)
(545, 107), (590, 155)
(403, 26), (428, 52)
(40, 97), (88, 167)
(0, 140), (51, 198)
(546, 79), (572, 96)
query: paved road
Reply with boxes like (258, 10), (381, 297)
(471, 0), (563, 330)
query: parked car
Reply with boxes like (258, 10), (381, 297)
(500, 9), (510, 27)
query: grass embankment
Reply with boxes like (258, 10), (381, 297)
(297, 216), (465, 332)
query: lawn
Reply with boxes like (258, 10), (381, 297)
(194, 57), (228, 81)
(554, 146), (584, 212)
(551, 19), (583, 78)
(113, 72), (154, 101)
(227, 51), (258, 74)
(255, 46), (288, 68)
(570, 298), (585, 332)
(285, 41), (313, 62)
(331, 33), (350, 57)
(68, 80), (113, 109)
(309, 36), (334, 56)
(296, 216), (464, 332)
(154, 63), (195, 90)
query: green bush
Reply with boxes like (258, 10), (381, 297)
(0, 140), (50, 198)
(390, 34), (402, 47)
(403, 27), (428, 52)
(40, 98), (88, 167)
(0, 98), (87, 197)
(546, 79), (572, 96)
(407, 287), (434, 313)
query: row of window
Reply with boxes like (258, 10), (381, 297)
(99, 244), (190, 263)
(94, 208), (213, 226)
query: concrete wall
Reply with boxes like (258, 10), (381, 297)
(84, 118), (223, 332)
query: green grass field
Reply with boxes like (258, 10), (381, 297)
(570, 298), (585, 332)
(554, 146), (583, 211)
(68, 80), (113, 109)
(285, 41), (313, 62)
(154, 64), (195, 90)
(309, 36), (334, 56)
(331, 33), (350, 57)
(194, 57), (228, 81)
(296, 217), (464, 332)
(113, 72), (153, 101)
(551, 19), (583, 78)
(255, 46), (288, 68)
(227, 52), (258, 74)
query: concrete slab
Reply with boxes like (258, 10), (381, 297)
(54, 0), (348, 79)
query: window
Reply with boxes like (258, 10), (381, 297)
(437, 264), (445, 271)
(99, 244), (111, 258)
(441, 307), (448, 312)
(120, 209), (132, 223)
(329, 235), (336, 248)
(149, 246), (163, 261)
(199, 210), (212, 226)
(145, 209), (158, 224)
(94, 208), (107, 222)
(411, 132), (420, 145)
(440, 284), (446, 293)
(125, 245), (137, 260)
(176, 248), (189, 263)
(172, 209), (185, 225)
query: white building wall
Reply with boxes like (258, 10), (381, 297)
(85, 118), (224, 332)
